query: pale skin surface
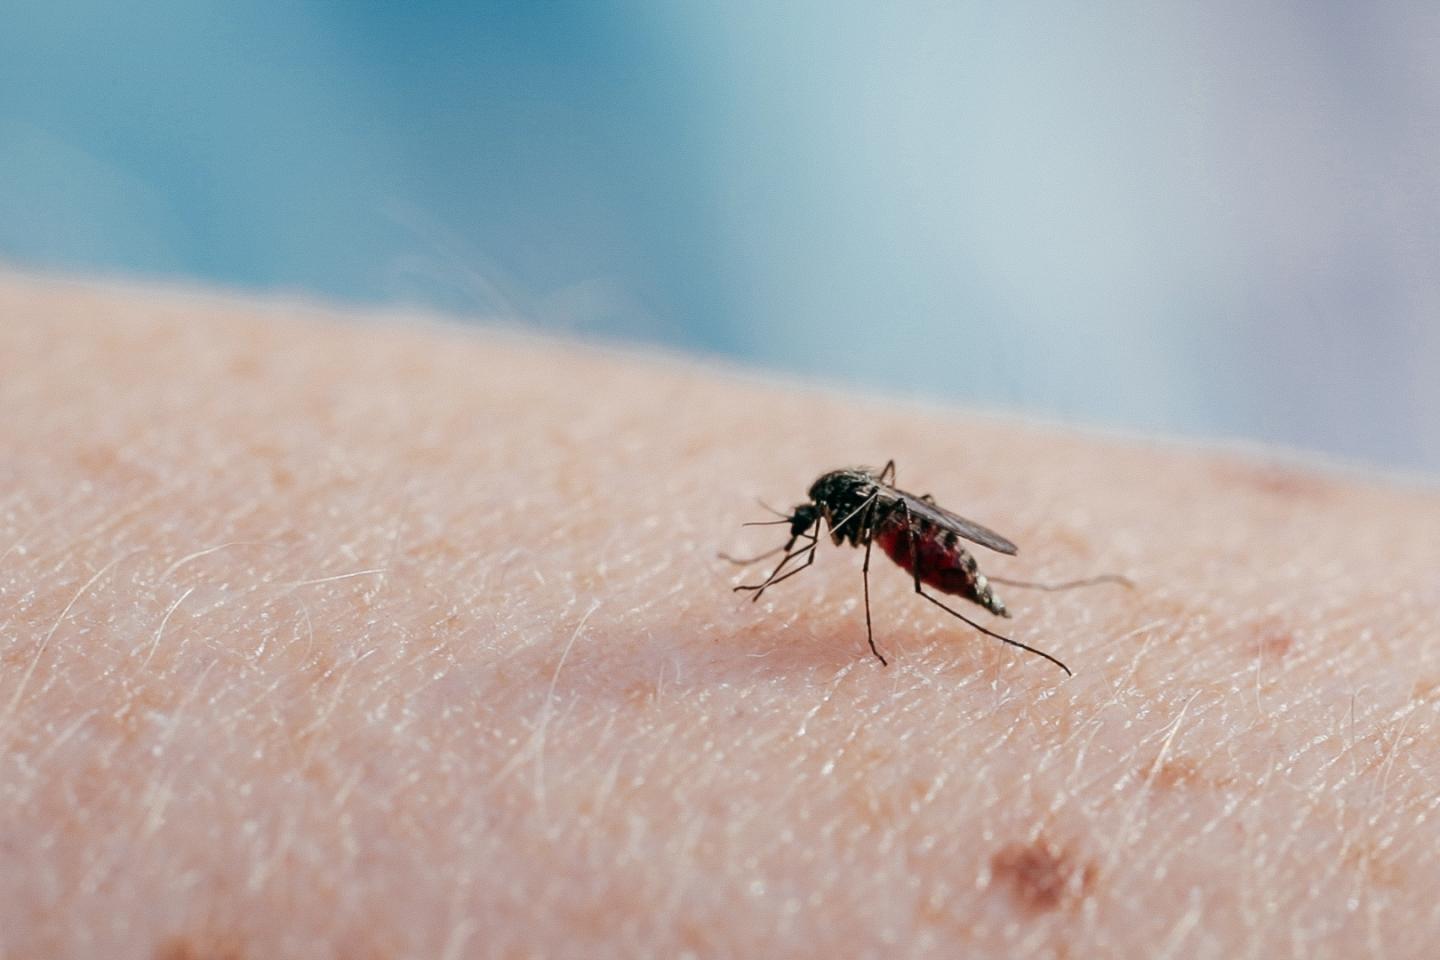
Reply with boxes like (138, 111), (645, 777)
(1, 272), (1438, 959)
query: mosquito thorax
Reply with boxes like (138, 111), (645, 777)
(806, 467), (875, 506)
(807, 468), (879, 544)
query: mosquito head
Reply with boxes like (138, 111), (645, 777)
(784, 502), (817, 539)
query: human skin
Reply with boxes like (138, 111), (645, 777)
(1, 272), (1437, 959)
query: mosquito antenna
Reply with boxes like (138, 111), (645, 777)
(741, 518), (793, 528)
(755, 499), (792, 519)
(988, 574), (1134, 592)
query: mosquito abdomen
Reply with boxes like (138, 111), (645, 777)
(876, 522), (1011, 618)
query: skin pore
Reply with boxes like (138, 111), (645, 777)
(1, 272), (1438, 958)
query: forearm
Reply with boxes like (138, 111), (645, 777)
(1, 273), (1437, 958)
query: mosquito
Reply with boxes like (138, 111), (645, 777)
(723, 461), (1130, 675)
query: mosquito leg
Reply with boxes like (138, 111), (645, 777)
(911, 584), (1073, 677)
(718, 543), (790, 565)
(987, 574), (1134, 591)
(726, 526), (803, 570)
(829, 493), (879, 541)
(878, 459), (896, 485)
(733, 539), (806, 586)
(733, 523), (819, 599)
(860, 505), (887, 666)
(894, 501), (1072, 677)
(735, 544), (817, 600)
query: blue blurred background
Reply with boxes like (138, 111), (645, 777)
(3, 2), (1439, 473)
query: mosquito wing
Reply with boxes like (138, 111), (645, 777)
(896, 491), (1019, 555)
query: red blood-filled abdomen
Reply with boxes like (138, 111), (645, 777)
(875, 522), (962, 590)
(874, 518), (1006, 615)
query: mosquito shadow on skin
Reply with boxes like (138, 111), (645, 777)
(483, 609), (892, 716)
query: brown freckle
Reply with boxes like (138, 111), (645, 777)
(908, 778), (931, 803)
(300, 757), (329, 784)
(241, 440), (296, 490)
(1258, 630), (1293, 659)
(675, 917), (710, 955)
(622, 680), (655, 707)
(1154, 758), (1199, 790)
(1150, 756), (1233, 792)
(306, 650), (338, 682)
(2, 642), (34, 669)
(1046, 526), (1089, 554)
(1153, 758), (1201, 790)
(404, 534), (464, 563)
(73, 443), (121, 476)
(991, 838), (1097, 913)
(1344, 843), (1405, 890)
(153, 933), (247, 960)
(99, 686), (175, 745)
(1214, 461), (1333, 500)
(226, 353), (262, 379)
(67, 758), (110, 812)
(1410, 677), (1440, 703)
